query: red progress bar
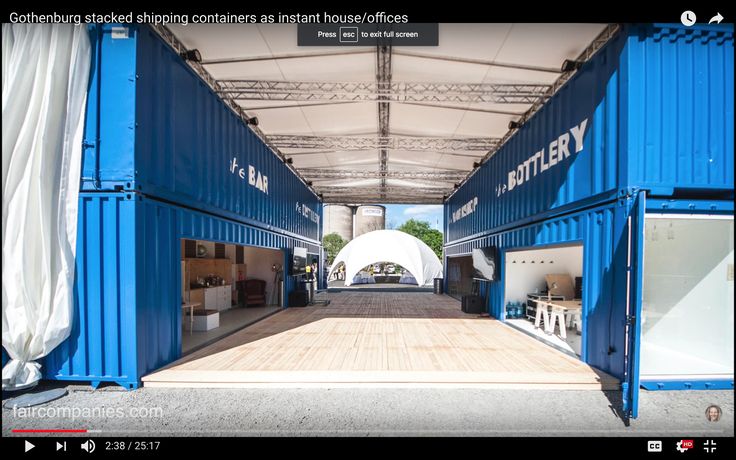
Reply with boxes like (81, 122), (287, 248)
(12, 429), (88, 433)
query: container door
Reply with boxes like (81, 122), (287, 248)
(622, 190), (646, 419)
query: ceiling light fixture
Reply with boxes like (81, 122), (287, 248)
(180, 49), (202, 63)
(560, 59), (584, 72)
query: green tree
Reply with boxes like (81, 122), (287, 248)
(396, 219), (443, 260)
(322, 232), (347, 264)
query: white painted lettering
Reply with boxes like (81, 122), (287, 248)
(532, 151), (541, 176)
(451, 196), (479, 223)
(493, 118), (589, 197)
(230, 156), (270, 196)
(570, 118), (588, 152)
(540, 148), (549, 172)
(558, 132), (570, 159)
(248, 165), (256, 186)
(548, 139), (558, 166)
(508, 170), (517, 191)
(523, 159), (531, 181)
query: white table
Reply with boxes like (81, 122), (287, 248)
(181, 302), (202, 335)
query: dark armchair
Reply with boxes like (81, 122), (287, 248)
(239, 279), (267, 307)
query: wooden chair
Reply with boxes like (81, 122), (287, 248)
(242, 279), (267, 307)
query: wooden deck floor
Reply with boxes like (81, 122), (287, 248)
(143, 292), (618, 389)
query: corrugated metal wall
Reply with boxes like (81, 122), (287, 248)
(621, 25), (734, 194)
(44, 194), (141, 388)
(43, 193), (321, 388)
(41, 24), (326, 388)
(446, 24), (733, 244)
(80, 25), (322, 243)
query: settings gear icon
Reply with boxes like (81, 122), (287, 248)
(676, 440), (694, 453)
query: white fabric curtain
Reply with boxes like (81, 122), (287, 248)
(2, 24), (91, 390)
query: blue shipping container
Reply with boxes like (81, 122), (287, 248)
(444, 23), (734, 417)
(81, 25), (322, 242)
(43, 193), (319, 388)
(445, 24), (734, 243)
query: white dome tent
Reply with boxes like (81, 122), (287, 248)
(329, 230), (443, 287)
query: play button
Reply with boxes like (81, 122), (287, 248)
(24, 440), (34, 452)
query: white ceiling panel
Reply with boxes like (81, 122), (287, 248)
(314, 179), (381, 190)
(388, 151), (446, 167)
(244, 107), (312, 134)
(169, 24), (271, 59)
(389, 104), (467, 137)
(494, 24), (607, 67)
(453, 111), (516, 138)
(392, 55), (490, 83)
(289, 153), (331, 168)
(385, 179), (451, 188)
(395, 23), (512, 60)
(436, 154), (479, 171)
(325, 151), (379, 166)
(204, 61), (284, 80)
(274, 54), (376, 81)
(299, 102), (377, 135)
(315, 179), (379, 188)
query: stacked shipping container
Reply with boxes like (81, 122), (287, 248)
(42, 25), (322, 389)
(444, 23), (734, 416)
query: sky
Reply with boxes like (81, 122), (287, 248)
(383, 204), (444, 231)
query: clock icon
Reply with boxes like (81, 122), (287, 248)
(681, 10), (697, 26)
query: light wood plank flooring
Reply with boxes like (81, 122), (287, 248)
(143, 292), (618, 389)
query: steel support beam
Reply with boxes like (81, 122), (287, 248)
(217, 80), (551, 104)
(318, 186), (447, 195)
(377, 43), (392, 199)
(300, 169), (467, 181)
(268, 135), (499, 151)
(323, 196), (445, 204)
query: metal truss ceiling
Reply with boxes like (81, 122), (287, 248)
(300, 169), (467, 181)
(320, 186), (446, 195)
(163, 23), (614, 205)
(267, 135), (500, 151)
(218, 81), (551, 104)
